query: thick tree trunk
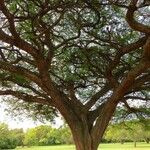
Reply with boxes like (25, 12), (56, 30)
(55, 91), (117, 150)
(71, 127), (99, 150)
(61, 99), (118, 150)
(68, 117), (101, 150)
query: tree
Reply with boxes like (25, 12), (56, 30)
(127, 122), (144, 147)
(11, 128), (25, 146)
(105, 123), (129, 144)
(0, 123), (17, 149)
(58, 125), (73, 144)
(24, 125), (52, 146)
(23, 128), (38, 146)
(127, 119), (150, 146)
(0, 0), (150, 150)
(105, 119), (150, 147)
(23, 125), (72, 146)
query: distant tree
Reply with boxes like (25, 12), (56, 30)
(127, 120), (150, 146)
(127, 122), (143, 147)
(58, 126), (74, 144)
(11, 128), (25, 146)
(23, 128), (38, 146)
(0, 123), (17, 149)
(46, 128), (62, 145)
(48, 125), (73, 145)
(141, 119), (150, 144)
(24, 125), (73, 146)
(24, 125), (61, 146)
(105, 123), (129, 144)
(0, 1), (150, 150)
(105, 119), (150, 147)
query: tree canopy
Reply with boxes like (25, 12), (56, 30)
(0, 0), (150, 150)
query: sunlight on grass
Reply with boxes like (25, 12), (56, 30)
(99, 142), (150, 150)
(16, 143), (150, 150)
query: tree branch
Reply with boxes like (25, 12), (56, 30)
(0, 1), (19, 37)
(124, 96), (150, 101)
(0, 61), (41, 85)
(122, 36), (148, 53)
(0, 75), (49, 99)
(0, 90), (50, 105)
(91, 48), (150, 144)
(126, 1), (150, 34)
(85, 85), (110, 111)
(0, 29), (37, 57)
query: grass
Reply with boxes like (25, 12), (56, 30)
(99, 142), (150, 150)
(16, 143), (150, 150)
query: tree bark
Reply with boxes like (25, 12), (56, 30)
(65, 111), (112, 150)
(70, 123), (99, 150)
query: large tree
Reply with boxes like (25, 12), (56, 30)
(0, 0), (150, 150)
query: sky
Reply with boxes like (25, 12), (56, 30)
(0, 104), (63, 130)
(0, 104), (40, 130)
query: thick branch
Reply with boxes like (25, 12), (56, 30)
(91, 51), (150, 145)
(126, 2), (150, 34)
(0, 90), (50, 105)
(0, 61), (41, 85)
(0, 75), (49, 99)
(0, 29), (37, 57)
(85, 85), (110, 111)
(0, 1), (19, 37)
(122, 36), (148, 53)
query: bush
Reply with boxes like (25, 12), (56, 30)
(0, 123), (17, 149)
(24, 125), (73, 146)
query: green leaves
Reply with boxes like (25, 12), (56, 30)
(24, 125), (73, 146)
(105, 119), (150, 143)
(12, 74), (30, 84)
(0, 123), (17, 149)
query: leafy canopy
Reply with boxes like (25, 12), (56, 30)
(0, 0), (149, 132)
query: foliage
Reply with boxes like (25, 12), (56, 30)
(0, 122), (72, 148)
(0, 123), (17, 149)
(24, 125), (73, 146)
(11, 128), (25, 146)
(105, 119), (150, 144)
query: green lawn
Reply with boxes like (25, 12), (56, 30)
(16, 143), (150, 150)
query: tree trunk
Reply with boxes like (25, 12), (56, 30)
(70, 116), (112, 150)
(68, 117), (100, 150)
(55, 93), (117, 150)
(145, 138), (150, 144)
(134, 141), (136, 147)
(62, 99), (118, 150)
(71, 127), (99, 150)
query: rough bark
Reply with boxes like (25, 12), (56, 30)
(70, 119), (99, 150)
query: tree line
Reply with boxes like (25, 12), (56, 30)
(104, 119), (150, 147)
(0, 123), (73, 149)
(0, 119), (149, 149)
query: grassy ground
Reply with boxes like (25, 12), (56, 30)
(16, 143), (150, 150)
(99, 142), (150, 150)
